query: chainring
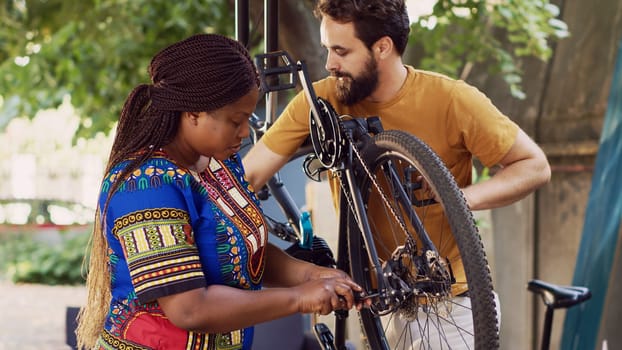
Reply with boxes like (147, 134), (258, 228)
(309, 97), (343, 168)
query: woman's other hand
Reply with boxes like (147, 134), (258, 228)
(307, 265), (350, 280)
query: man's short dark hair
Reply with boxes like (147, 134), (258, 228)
(314, 0), (410, 55)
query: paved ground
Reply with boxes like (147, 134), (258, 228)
(0, 280), (86, 350)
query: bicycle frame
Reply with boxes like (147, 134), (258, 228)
(249, 47), (359, 348)
(253, 49), (456, 349)
(239, 4), (492, 349)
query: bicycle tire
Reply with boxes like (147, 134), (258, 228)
(347, 130), (499, 349)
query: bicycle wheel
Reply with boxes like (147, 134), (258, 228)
(347, 130), (499, 349)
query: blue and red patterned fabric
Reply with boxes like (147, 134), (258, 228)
(96, 151), (267, 350)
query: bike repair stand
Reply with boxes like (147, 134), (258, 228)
(235, 1), (338, 349)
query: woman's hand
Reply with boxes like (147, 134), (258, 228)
(294, 277), (361, 315)
(303, 266), (371, 312)
(263, 243), (369, 311)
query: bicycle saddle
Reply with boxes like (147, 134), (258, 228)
(527, 279), (591, 309)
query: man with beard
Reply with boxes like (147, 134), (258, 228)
(243, 0), (551, 348)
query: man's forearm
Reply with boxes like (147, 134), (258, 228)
(243, 141), (290, 190)
(463, 157), (551, 210)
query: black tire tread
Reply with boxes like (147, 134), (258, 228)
(350, 130), (499, 349)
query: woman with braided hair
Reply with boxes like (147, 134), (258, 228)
(75, 33), (362, 350)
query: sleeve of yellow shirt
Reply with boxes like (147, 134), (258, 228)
(446, 81), (520, 168)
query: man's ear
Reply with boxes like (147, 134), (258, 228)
(373, 36), (393, 58)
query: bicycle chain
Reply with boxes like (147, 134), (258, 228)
(331, 115), (419, 318)
(336, 115), (411, 239)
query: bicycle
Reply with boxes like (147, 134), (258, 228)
(248, 50), (500, 350)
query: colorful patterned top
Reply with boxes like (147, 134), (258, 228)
(96, 151), (267, 350)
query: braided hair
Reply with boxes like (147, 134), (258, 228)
(109, 33), (259, 181)
(76, 34), (259, 349)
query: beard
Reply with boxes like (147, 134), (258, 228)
(333, 54), (379, 106)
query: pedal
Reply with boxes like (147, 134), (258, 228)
(313, 323), (336, 350)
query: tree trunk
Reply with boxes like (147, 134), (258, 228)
(279, 0), (326, 82)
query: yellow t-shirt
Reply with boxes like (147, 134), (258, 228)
(262, 66), (518, 294)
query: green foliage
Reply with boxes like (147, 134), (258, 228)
(410, 0), (569, 99)
(0, 0), (233, 137)
(0, 229), (90, 285)
(0, 0), (569, 137)
(472, 165), (491, 183)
